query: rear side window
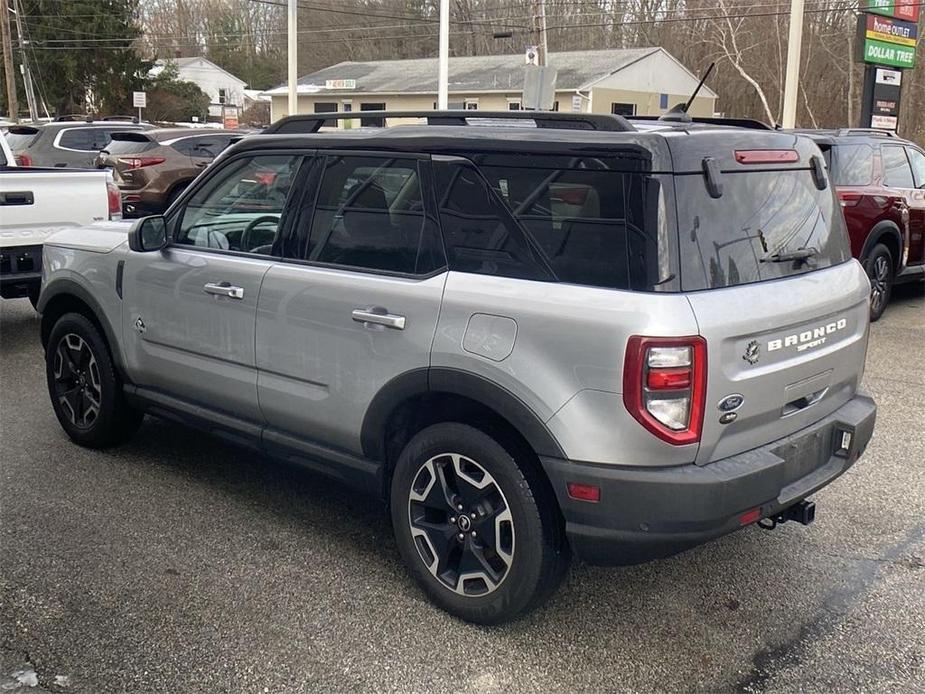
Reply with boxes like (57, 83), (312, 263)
(302, 155), (444, 275)
(475, 154), (669, 290)
(432, 158), (553, 282)
(882, 145), (914, 188)
(832, 144), (873, 186)
(171, 135), (233, 157)
(674, 170), (850, 290)
(907, 148), (925, 188)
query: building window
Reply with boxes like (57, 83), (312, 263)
(552, 101), (559, 112)
(218, 88), (227, 104)
(360, 102), (386, 127)
(314, 102), (338, 128)
(507, 99), (521, 111)
(464, 99), (479, 110)
(611, 103), (636, 116)
(659, 93), (669, 110)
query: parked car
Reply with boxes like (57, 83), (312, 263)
(95, 128), (239, 216)
(6, 118), (153, 168)
(36, 111), (876, 624)
(1, 132), (122, 306)
(793, 129), (925, 321)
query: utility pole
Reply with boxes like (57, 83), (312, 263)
(10, 0), (36, 120)
(533, 0), (548, 67)
(437, 0), (448, 109)
(1, 0), (18, 121)
(781, 0), (805, 128)
(287, 0), (297, 117)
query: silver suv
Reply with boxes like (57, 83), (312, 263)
(37, 111), (877, 624)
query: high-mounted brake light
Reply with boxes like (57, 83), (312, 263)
(106, 182), (122, 220)
(623, 336), (707, 445)
(118, 156), (166, 170)
(735, 149), (799, 165)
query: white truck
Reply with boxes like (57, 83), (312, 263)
(1, 133), (121, 306)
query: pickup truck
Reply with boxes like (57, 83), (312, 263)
(1, 135), (121, 306)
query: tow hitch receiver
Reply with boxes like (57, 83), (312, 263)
(758, 499), (816, 530)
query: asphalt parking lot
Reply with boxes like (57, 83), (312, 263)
(1, 284), (923, 693)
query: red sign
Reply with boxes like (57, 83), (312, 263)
(866, 1), (921, 23)
(223, 115), (239, 129)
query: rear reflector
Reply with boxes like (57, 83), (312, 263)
(739, 507), (762, 526)
(567, 483), (601, 503)
(735, 149), (799, 164)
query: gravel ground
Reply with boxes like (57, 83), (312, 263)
(1, 283), (923, 693)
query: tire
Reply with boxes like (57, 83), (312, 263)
(390, 423), (569, 624)
(45, 312), (144, 448)
(863, 243), (894, 322)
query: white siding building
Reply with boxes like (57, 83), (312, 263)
(150, 57), (247, 120)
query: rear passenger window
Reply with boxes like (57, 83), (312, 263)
(303, 155), (444, 274)
(907, 148), (925, 188)
(882, 146), (914, 188)
(832, 144), (873, 186)
(58, 128), (95, 151)
(432, 158), (553, 282)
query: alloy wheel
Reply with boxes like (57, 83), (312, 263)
(408, 453), (515, 596)
(52, 333), (102, 430)
(869, 255), (890, 316)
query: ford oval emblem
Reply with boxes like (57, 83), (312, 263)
(718, 394), (745, 412)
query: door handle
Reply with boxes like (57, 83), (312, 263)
(0, 191), (34, 206)
(203, 281), (244, 299)
(352, 307), (406, 330)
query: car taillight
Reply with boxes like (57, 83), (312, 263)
(838, 191), (862, 207)
(15, 153), (32, 166)
(623, 336), (707, 445)
(107, 182), (122, 220)
(118, 156), (165, 169)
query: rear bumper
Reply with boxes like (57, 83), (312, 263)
(541, 392), (876, 566)
(0, 245), (42, 298)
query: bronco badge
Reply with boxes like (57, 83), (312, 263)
(743, 339), (760, 365)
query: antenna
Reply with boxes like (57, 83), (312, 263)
(684, 62), (715, 114)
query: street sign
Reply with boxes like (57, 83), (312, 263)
(522, 65), (557, 111)
(525, 45), (539, 66)
(324, 79), (356, 90)
(571, 94), (583, 112)
(223, 114), (238, 129)
(865, 1), (920, 23)
(132, 91), (146, 108)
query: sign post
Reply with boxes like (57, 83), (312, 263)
(132, 91), (146, 122)
(856, 1), (919, 131)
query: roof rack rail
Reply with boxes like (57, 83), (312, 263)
(629, 115), (773, 130)
(262, 110), (637, 134)
(836, 128), (897, 138)
(54, 114), (94, 122)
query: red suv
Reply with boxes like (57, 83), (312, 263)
(796, 129), (925, 320)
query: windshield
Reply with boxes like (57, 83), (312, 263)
(674, 170), (851, 291)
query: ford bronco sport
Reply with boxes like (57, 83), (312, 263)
(37, 111), (876, 624)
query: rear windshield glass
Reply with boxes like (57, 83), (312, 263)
(832, 144), (874, 186)
(104, 137), (155, 154)
(674, 170), (850, 291)
(5, 128), (40, 150)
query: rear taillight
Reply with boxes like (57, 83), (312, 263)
(118, 156), (165, 169)
(623, 336), (707, 445)
(838, 191), (862, 207)
(107, 182), (122, 220)
(15, 153), (32, 166)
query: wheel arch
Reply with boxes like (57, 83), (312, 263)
(861, 221), (903, 272)
(38, 279), (128, 379)
(362, 368), (567, 495)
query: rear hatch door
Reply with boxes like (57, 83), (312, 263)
(668, 130), (870, 464)
(98, 131), (160, 188)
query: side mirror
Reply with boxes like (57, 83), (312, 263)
(128, 216), (168, 252)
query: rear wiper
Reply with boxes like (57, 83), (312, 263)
(761, 247), (817, 264)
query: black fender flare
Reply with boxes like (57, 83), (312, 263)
(38, 277), (128, 378)
(360, 367), (566, 462)
(860, 221), (903, 268)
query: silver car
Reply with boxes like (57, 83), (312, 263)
(37, 111), (877, 624)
